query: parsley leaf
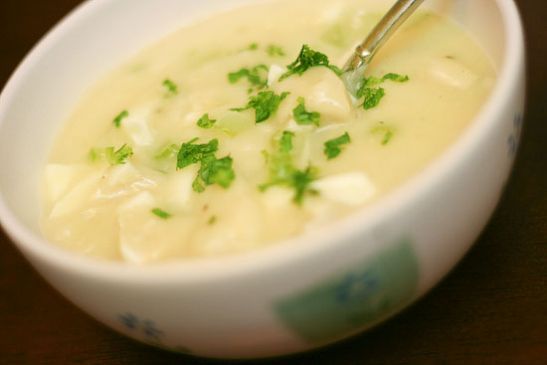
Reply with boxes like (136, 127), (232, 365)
(279, 45), (342, 81)
(267, 44), (286, 57)
(89, 144), (133, 166)
(163, 79), (178, 95)
(265, 131), (295, 184)
(151, 208), (172, 219)
(110, 145), (134, 165)
(176, 138), (235, 192)
(260, 131), (319, 205)
(382, 73), (410, 82)
(176, 138), (218, 170)
(293, 97), (321, 126)
(197, 114), (217, 129)
(232, 90), (290, 123)
(279, 130), (294, 154)
(248, 43), (259, 51)
(362, 76), (384, 89)
(324, 132), (351, 159)
(193, 156), (235, 192)
(357, 73), (409, 110)
(291, 167), (319, 204)
(228, 64), (269, 91)
(113, 110), (129, 128)
(361, 87), (386, 110)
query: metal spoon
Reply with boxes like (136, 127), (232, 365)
(342, 0), (426, 97)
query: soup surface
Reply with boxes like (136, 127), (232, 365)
(41, 0), (496, 263)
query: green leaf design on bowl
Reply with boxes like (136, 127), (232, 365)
(275, 238), (419, 343)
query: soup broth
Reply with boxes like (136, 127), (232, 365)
(41, 0), (496, 263)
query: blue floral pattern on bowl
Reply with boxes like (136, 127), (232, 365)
(507, 112), (523, 158)
(119, 313), (164, 342)
(118, 313), (192, 354)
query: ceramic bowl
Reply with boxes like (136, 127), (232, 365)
(0, 0), (525, 359)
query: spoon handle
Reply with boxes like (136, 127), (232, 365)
(342, 0), (425, 95)
(345, 0), (426, 71)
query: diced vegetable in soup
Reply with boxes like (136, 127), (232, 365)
(41, 0), (496, 263)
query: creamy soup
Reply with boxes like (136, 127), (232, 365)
(41, 0), (496, 263)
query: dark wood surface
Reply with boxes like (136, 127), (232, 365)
(1, 1), (546, 364)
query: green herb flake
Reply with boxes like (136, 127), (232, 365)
(197, 114), (217, 129)
(110, 144), (134, 165)
(293, 97), (321, 126)
(324, 132), (351, 160)
(382, 130), (394, 145)
(371, 123), (396, 145)
(279, 45), (342, 81)
(263, 131), (296, 185)
(228, 64), (269, 91)
(151, 208), (172, 220)
(382, 73), (410, 83)
(248, 42), (259, 51)
(360, 76), (383, 89)
(194, 156), (235, 192)
(291, 167), (319, 205)
(357, 73), (409, 110)
(232, 90), (290, 123)
(176, 138), (218, 170)
(260, 131), (319, 205)
(267, 44), (286, 57)
(208, 216), (218, 225)
(176, 138), (235, 192)
(89, 144), (134, 166)
(163, 79), (179, 95)
(361, 87), (386, 110)
(279, 130), (295, 154)
(113, 110), (129, 128)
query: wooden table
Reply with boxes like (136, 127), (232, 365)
(1, 1), (546, 364)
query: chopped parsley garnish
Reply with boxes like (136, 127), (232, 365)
(176, 138), (218, 169)
(360, 87), (386, 110)
(382, 73), (410, 83)
(290, 167), (319, 204)
(248, 43), (259, 51)
(193, 155), (235, 193)
(151, 208), (172, 219)
(279, 130), (294, 153)
(113, 110), (129, 128)
(371, 123), (396, 145)
(89, 144), (133, 166)
(293, 97), (321, 126)
(324, 132), (351, 160)
(162, 79), (178, 95)
(232, 90), (290, 123)
(109, 144), (134, 165)
(357, 73), (409, 110)
(267, 44), (286, 57)
(228, 65), (269, 92)
(260, 131), (319, 205)
(197, 114), (217, 129)
(176, 138), (235, 192)
(279, 45), (342, 81)
(265, 131), (295, 184)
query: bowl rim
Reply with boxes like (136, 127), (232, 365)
(0, 0), (525, 283)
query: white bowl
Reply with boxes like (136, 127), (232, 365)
(0, 0), (525, 359)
